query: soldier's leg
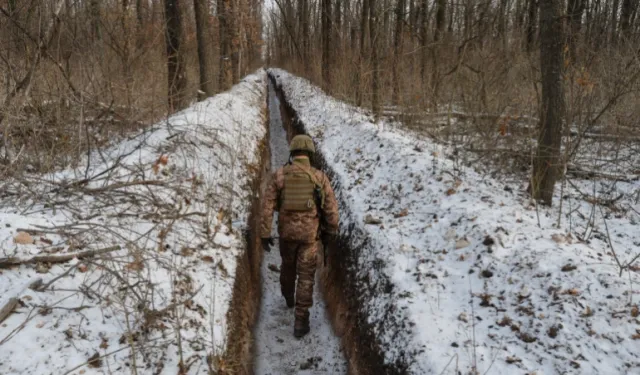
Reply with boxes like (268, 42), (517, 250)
(294, 241), (319, 323)
(279, 241), (298, 307)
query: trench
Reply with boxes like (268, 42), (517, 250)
(266, 73), (402, 375)
(251, 81), (347, 374)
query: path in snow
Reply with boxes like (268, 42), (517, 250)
(253, 82), (347, 374)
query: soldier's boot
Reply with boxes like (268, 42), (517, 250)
(284, 295), (294, 308)
(294, 318), (310, 338)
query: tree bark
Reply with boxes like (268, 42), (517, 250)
(532, 0), (565, 205)
(300, 0), (310, 73)
(90, 0), (101, 40)
(194, 0), (215, 99)
(434, 0), (445, 42)
(322, 0), (333, 89)
(356, 0), (370, 106)
(164, 0), (188, 111)
(218, 0), (233, 90)
(525, 0), (538, 52)
(620, 0), (635, 39)
(392, 0), (405, 105)
(420, 0), (428, 87)
(567, 0), (585, 62)
(611, 0), (620, 44)
(370, 0), (380, 118)
(136, 0), (145, 26)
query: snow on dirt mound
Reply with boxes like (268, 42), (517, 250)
(269, 68), (640, 374)
(0, 71), (267, 374)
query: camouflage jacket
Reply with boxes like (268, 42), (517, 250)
(261, 158), (339, 243)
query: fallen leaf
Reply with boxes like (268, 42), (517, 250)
(552, 233), (568, 244)
(201, 255), (214, 263)
(394, 208), (409, 218)
(364, 214), (382, 225)
(36, 263), (50, 274)
(77, 264), (88, 273)
(506, 356), (522, 364)
(561, 264), (577, 272)
(14, 232), (34, 245)
(158, 154), (169, 165)
(581, 306), (593, 317)
(99, 339), (109, 350)
(631, 305), (639, 318)
(445, 188), (457, 196)
(455, 239), (471, 249)
(87, 352), (102, 368)
(563, 288), (580, 296)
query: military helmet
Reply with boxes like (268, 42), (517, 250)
(289, 134), (316, 154)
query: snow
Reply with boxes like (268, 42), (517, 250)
(253, 82), (346, 374)
(269, 68), (640, 374)
(0, 71), (268, 374)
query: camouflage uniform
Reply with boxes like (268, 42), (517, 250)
(261, 157), (339, 324)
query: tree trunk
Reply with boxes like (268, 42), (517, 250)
(356, 0), (370, 106)
(300, 0), (309, 73)
(322, 0), (332, 89)
(164, 0), (188, 111)
(218, 0), (233, 90)
(525, 0), (538, 52)
(567, 0), (585, 62)
(420, 0), (428, 87)
(499, 0), (509, 51)
(532, 0), (565, 205)
(392, 0), (405, 105)
(194, 0), (215, 99)
(434, 0), (445, 42)
(90, 0), (101, 40)
(370, 0), (380, 118)
(136, 0), (144, 26)
(611, 0), (620, 44)
(620, 0), (635, 39)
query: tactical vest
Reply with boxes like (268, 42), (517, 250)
(281, 164), (325, 212)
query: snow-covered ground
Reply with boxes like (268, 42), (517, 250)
(253, 82), (346, 374)
(269, 68), (640, 374)
(0, 71), (268, 374)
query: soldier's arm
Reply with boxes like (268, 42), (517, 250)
(320, 173), (339, 234)
(260, 172), (279, 238)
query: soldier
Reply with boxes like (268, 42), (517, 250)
(261, 134), (339, 338)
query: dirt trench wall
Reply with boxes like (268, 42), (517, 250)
(219, 94), (270, 375)
(268, 73), (406, 375)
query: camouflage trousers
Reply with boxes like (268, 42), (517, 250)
(279, 240), (319, 322)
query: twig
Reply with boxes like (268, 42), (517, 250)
(34, 265), (76, 292)
(82, 180), (167, 194)
(0, 245), (121, 267)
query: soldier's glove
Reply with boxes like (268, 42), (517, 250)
(261, 237), (274, 252)
(320, 233), (337, 266)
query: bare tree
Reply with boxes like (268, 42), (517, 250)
(322, 0), (333, 89)
(164, 0), (188, 110)
(392, 0), (405, 105)
(218, 0), (233, 90)
(194, 0), (215, 99)
(567, 0), (585, 62)
(532, 0), (565, 205)
(370, 0), (380, 118)
(525, 0), (538, 52)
